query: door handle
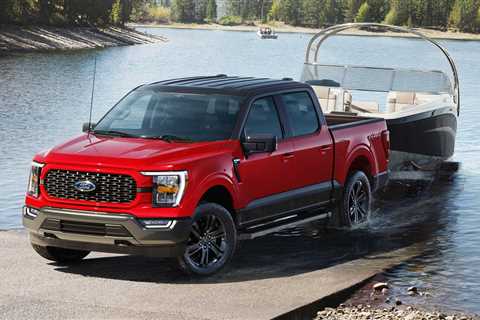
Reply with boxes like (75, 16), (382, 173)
(319, 145), (332, 150)
(282, 153), (295, 160)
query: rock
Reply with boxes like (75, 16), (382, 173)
(407, 286), (418, 294)
(373, 282), (389, 291)
(395, 299), (402, 306)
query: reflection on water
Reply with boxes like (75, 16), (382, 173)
(1, 28), (480, 313)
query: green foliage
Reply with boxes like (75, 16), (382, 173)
(268, 0), (282, 20)
(206, 0), (217, 21)
(171, 0), (195, 22)
(354, 0), (388, 22)
(0, 0), (145, 26)
(344, 0), (363, 22)
(355, 1), (370, 21)
(384, 0), (410, 25)
(449, 0), (480, 32)
(217, 15), (243, 25)
(146, 5), (171, 23)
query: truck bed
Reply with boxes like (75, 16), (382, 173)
(325, 113), (385, 130)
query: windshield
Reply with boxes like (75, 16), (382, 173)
(94, 89), (243, 142)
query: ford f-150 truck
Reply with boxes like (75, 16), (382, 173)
(24, 75), (389, 275)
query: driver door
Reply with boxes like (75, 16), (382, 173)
(236, 96), (296, 225)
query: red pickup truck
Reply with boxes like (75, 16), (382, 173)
(24, 75), (389, 275)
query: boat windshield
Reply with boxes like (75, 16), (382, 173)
(94, 89), (243, 142)
(302, 64), (453, 94)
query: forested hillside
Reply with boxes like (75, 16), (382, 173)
(2, 0), (480, 33)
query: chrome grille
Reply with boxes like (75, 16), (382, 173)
(44, 169), (137, 204)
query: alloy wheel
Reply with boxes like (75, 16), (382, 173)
(348, 180), (369, 225)
(184, 214), (227, 269)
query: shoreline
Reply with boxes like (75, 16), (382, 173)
(0, 25), (167, 53)
(132, 22), (480, 41)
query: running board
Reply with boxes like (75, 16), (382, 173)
(239, 212), (331, 240)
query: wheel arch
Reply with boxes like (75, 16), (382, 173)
(344, 145), (378, 187)
(192, 175), (239, 223)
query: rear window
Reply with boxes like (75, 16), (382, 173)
(280, 92), (319, 137)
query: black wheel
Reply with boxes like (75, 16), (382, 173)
(31, 243), (90, 264)
(339, 171), (372, 228)
(178, 203), (237, 276)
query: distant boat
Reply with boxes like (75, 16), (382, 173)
(257, 27), (278, 39)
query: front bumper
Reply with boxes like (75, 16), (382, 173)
(23, 206), (192, 257)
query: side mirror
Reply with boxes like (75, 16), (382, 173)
(82, 122), (96, 133)
(242, 134), (277, 155)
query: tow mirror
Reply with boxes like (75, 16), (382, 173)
(242, 134), (277, 155)
(82, 122), (96, 133)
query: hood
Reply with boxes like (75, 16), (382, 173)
(40, 134), (232, 170)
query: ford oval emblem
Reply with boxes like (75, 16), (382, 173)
(74, 180), (96, 193)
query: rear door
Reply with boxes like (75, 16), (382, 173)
(236, 96), (296, 224)
(277, 91), (334, 207)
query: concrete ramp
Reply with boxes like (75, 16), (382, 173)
(0, 230), (421, 320)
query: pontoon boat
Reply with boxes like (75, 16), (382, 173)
(301, 23), (460, 172)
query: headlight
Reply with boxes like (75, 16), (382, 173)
(141, 171), (187, 207)
(27, 162), (44, 198)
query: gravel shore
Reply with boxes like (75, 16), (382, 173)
(131, 22), (480, 41)
(315, 305), (479, 320)
(0, 26), (166, 52)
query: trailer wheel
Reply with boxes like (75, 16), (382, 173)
(177, 203), (237, 276)
(339, 171), (372, 228)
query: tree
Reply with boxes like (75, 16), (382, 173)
(384, 0), (410, 25)
(171, 0), (196, 21)
(206, 0), (217, 20)
(449, 0), (479, 32)
(278, 0), (302, 25)
(301, 0), (323, 27)
(344, 0), (363, 22)
(355, 1), (370, 21)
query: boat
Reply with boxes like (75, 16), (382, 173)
(301, 23), (460, 172)
(257, 27), (278, 39)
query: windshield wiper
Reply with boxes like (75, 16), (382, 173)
(92, 130), (139, 138)
(148, 135), (194, 143)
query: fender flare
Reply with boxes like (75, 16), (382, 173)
(190, 173), (239, 210)
(344, 144), (378, 182)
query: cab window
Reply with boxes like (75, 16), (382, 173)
(244, 97), (283, 139)
(280, 92), (319, 137)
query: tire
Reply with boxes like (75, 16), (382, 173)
(31, 243), (90, 264)
(339, 171), (372, 228)
(177, 203), (237, 276)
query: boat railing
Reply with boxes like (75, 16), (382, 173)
(302, 23), (460, 115)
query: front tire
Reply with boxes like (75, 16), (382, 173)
(339, 171), (372, 228)
(177, 203), (237, 276)
(31, 243), (90, 264)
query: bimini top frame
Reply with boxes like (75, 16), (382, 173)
(302, 23), (460, 115)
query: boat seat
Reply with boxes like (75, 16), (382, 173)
(312, 86), (337, 112)
(387, 91), (417, 112)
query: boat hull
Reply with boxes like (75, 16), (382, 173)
(386, 107), (457, 170)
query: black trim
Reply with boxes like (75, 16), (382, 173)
(372, 171), (389, 192)
(326, 115), (385, 130)
(387, 108), (457, 158)
(238, 181), (339, 226)
(30, 232), (186, 257)
(136, 187), (152, 193)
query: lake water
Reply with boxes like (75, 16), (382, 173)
(1, 27), (479, 314)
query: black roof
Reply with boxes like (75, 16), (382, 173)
(146, 75), (308, 96)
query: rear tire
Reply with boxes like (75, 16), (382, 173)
(339, 171), (372, 228)
(177, 203), (237, 276)
(31, 243), (90, 263)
